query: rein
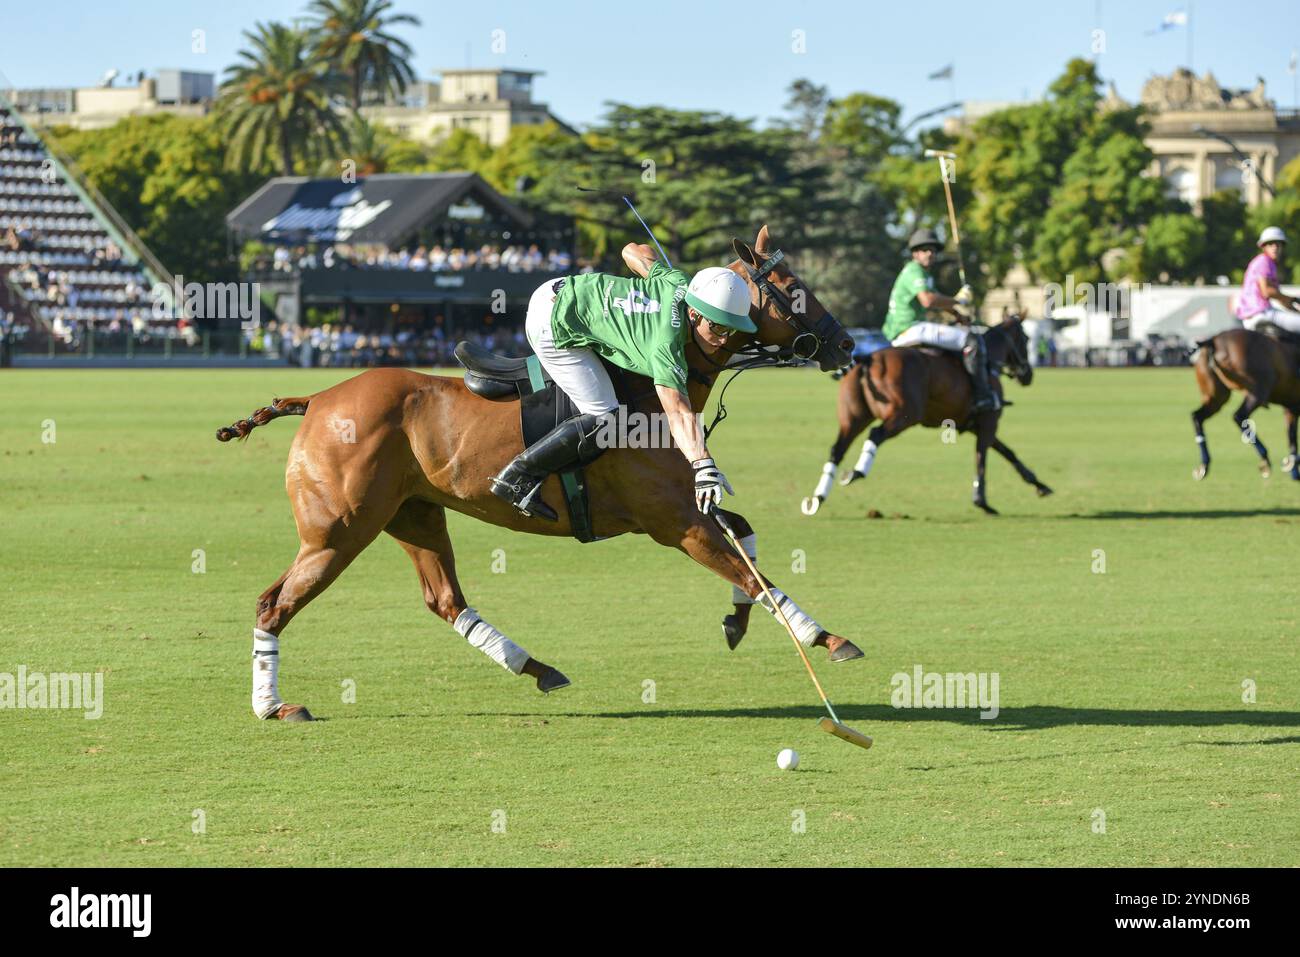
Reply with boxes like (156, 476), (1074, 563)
(690, 247), (849, 439)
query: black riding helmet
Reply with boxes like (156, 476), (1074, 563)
(908, 228), (943, 252)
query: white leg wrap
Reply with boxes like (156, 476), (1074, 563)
(757, 588), (822, 647)
(731, 533), (758, 605)
(454, 608), (530, 675)
(252, 628), (282, 719)
(853, 440), (878, 478)
(813, 462), (836, 499)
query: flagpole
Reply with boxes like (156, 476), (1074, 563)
(1187, 1), (1193, 70)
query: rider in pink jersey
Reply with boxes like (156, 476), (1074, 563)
(1236, 227), (1300, 333)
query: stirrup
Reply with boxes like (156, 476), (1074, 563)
(490, 474), (558, 521)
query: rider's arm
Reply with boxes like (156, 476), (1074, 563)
(917, 289), (963, 316)
(622, 243), (658, 279)
(656, 384), (708, 462)
(1258, 274), (1300, 311)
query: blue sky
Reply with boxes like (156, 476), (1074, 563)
(1, 0), (1298, 128)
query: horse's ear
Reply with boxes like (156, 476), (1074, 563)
(732, 237), (759, 266)
(755, 224), (772, 256)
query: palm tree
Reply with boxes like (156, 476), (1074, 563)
(215, 21), (346, 176)
(308, 0), (421, 112)
(336, 115), (390, 175)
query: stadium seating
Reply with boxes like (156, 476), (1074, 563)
(0, 103), (161, 340)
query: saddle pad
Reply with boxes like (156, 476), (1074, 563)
(518, 356), (598, 544)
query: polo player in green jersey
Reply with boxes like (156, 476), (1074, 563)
(883, 228), (999, 413)
(490, 243), (756, 521)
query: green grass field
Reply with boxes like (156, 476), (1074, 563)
(2, 366), (1298, 867)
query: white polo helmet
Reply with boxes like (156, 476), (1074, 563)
(685, 267), (756, 332)
(1258, 226), (1288, 247)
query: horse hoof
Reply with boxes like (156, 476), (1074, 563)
(800, 496), (822, 516)
(1260, 463), (1272, 479)
(722, 615), (746, 651)
(1036, 485), (1054, 498)
(839, 470), (863, 487)
(537, 668), (571, 694)
(974, 500), (999, 515)
(1192, 465), (1207, 481)
(1283, 454), (1297, 472)
(828, 640), (865, 663)
(273, 703), (314, 722)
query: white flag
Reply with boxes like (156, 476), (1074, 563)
(1146, 9), (1188, 34)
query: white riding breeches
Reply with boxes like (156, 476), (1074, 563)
(890, 321), (970, 351)
(1241, 308), (1300, 335)
(525, 278), (619, 416)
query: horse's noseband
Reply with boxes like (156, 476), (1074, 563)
(742, 249), (847, 364)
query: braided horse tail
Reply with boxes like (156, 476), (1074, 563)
(215, 395), (312, 442)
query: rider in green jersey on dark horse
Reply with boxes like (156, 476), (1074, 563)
(490, 243), (756, 520)
(882, 228), (1000, 414)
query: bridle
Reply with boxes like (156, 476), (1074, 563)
(990, 319), (1031, 380)
(690, 247), (846, 373)
(689, 247), (849, 438)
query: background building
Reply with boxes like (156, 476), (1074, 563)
(363, 68), (575, 146)
(8, 70), (214, 129)
(1132, 68), (1300, 210)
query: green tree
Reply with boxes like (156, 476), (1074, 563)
(308, 0), (421, 111)
(1031, 104), (1169, 285)
(1129, 211), (1208, 282)
(527, 103), (831, 271)
(1197, 189), (1250, 281)
(50, 114), (268, 283)
(215, 21), (346, 175)
(479, 121), (574, 197)
(779, 83), (911, 325)
(425, 127), (494, 175)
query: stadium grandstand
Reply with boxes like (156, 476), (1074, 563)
(227, 172), (579, 367)
(0, 88), (177, 365)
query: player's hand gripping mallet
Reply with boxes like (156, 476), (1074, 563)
(713, 513), (873, 750)
(924, 148), (967, 289)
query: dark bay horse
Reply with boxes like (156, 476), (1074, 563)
(216, 226), (860, 720)
(1191, 325), (1300, 481)
(801, 313), (1049, 516)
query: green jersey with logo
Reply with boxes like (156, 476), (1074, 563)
(550, 260), (691, 394)
(882, 260), (935, 340)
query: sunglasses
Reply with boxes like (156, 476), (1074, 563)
(705, 319), (734, 339)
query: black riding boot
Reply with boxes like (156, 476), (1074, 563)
(490, 412), (607, 521)
(962, 333), (1001, 414)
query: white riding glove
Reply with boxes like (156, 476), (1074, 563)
(954, 284), (974, 307)
(692, 458), (734, 514)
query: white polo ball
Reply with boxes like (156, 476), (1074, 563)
(776, 748), (799, 771)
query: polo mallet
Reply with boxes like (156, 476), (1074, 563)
(575, 186), (673, 268)
(713, 512), (873, 751)
(923, 149), (967, 289)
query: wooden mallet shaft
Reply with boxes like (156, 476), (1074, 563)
(714, 514), (872, 750)
(924, 149), (967, 288)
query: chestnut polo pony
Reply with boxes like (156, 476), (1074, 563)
(1191, 324), (1300, 481)
(217, 227), (859, 720)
